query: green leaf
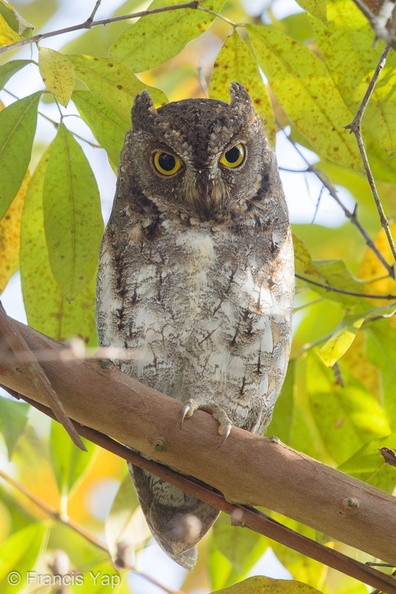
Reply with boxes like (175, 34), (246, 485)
(310, 0), (396, 153)
(110, 0), (225, 72)
(210, 31), (275, 144)
(307, 353), (391, 464)
(76, 562), (124, 593)
(38, 47), (75, 107)
(0, 523), (47, 594)
(294, 235), (366, 306)
(43, 123), (103, 301)
(314, 259), (366, 304)
(293, 234), (320, 277)
(295, 0), (327, 23)
(212, 576), (324, 593)
(319, 304), (396, 366)
(269, 358), (333, 462)
(0, 92), (40, 220)
(209, 539), (244, 590)
(69, 54), (167, 123)
(270, 517), (326, 586)
(366, 320), (396, 429)
(73, 90), (129, 169)
(319, 315), (364, 366)
(339, 433), (396, 492)
(247, 24), (361, 169)
(0, 0), (34, 37)
(50, 420), (96, 500)
(0, 59), (32, 89)
(211, 513), (267, 575)
(105, 474), (150, 564)
(0, 397), (29, 458)
(20, 149), (98, 343)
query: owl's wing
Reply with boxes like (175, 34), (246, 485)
(129, 463), (219, 570)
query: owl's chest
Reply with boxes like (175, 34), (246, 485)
(132, 225), (258, 318)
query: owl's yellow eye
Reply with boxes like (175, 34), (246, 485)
(219, 143), (245, 168)
(153, 151), (182, 175)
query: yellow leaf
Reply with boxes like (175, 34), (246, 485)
(39, 47), (75, 107)
(319, 315), (364, 367)
(0, 170), (30, 293)
(213, 576), (324, 593)
(210, 31), (276, 144)
(342, 331), (381, 398)
(359, 224), (396, 314)
(0, 13), (21, 46)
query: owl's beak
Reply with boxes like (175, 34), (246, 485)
(192, 175), (224, 219)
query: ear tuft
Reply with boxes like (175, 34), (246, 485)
(132, 90), (158, 129)
(229, 82), (253, 109)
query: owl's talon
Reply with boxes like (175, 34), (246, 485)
(180, 398), (233, 443)
(180, 400), (195, 429)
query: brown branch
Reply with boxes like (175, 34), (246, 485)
(295, 273), (396, 300)
(345, 45), (396, 279)
(0, 303), (84, 450)
(15, 395), (396, 594)
(0, 1), (201, 55)
(1, 310), (396, 591)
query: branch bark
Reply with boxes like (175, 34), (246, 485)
(1, 314), (396, 574)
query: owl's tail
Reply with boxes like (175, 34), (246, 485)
(129, 464), (219, 570)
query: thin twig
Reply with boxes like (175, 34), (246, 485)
(345, 45), (396, 278)
(0, 469), (106, 551)
(0, 469), (185, 594)
(295, 273), (396, 300)
(87, 0), (103, 24)
(283, 133), (394, 276)
(2, 89), (102, 149)
(8, 393), (396, 594)
(0, 1), (201, 55)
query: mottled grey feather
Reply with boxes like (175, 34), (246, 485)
(96, 83), (294, 569)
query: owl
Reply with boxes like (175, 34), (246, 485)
(96, 82), (294, 570)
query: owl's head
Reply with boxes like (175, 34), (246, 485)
(123, 83), (276, 221)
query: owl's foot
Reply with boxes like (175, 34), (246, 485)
(180, 399), (232, 443)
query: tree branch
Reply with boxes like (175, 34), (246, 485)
(16, 394), (396, 593)
(0, 1), (201, 55)
(1, 310), (396, 591)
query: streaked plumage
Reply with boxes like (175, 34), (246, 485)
(96, 83), (294, 569)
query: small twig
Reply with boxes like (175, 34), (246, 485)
(0, 342), (143, 366)
(295, 273), (396, 300)
(345, 45), (396, 279)
(0, 1), (201, 55)
(0, 469), (106, 551)
(87, 0), (103, 24)
(283, 133), (394, 276)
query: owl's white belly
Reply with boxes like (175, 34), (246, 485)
(97, 225), (293, 434)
